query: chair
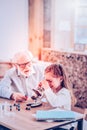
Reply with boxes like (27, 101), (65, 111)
(0, 61), (12, 80)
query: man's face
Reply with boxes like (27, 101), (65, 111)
(16, 55), (32, 77)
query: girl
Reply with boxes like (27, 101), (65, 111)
(39, 63), (76, 110)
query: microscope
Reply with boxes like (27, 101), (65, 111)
(26, 88), (44, 108)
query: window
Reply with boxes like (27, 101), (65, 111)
(74, 0), (87, 45)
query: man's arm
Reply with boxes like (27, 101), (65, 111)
(0, 72), (13, 99)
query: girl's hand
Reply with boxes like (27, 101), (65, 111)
(38, 80), (49, 90)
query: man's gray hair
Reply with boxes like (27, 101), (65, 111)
(12, 50), (33, 64)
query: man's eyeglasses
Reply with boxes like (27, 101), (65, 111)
(16, 61), (32, 69)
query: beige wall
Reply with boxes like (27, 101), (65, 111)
(0, 0), (28, 60)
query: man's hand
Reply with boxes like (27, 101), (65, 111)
(10, 92), (28, 102)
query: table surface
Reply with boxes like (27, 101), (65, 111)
(0, 98), (83, 130)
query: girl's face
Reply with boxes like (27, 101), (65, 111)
(45, 72), (63, 93)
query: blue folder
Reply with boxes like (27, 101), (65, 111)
(36, 110), (75, 121)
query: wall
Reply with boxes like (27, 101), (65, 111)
(0, 0), (28, 60)
(41, 48), (87, 108)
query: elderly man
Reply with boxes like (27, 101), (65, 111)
(0, 51), (45, 102)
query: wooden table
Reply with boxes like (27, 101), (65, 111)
(0, 98), (83, 130)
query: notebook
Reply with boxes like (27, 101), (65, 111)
(36, 110), (75, 121)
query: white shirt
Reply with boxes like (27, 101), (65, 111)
(0, 63), (46, 99)
(44, 87), (71, 110)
